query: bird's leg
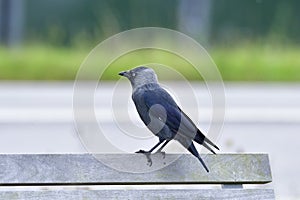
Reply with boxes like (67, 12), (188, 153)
(135, 140), (164, 166)
(135, 140), (163, 154)
(154, 140), (170, 159)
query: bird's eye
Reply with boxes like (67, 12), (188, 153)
(132, 72), (136, 77)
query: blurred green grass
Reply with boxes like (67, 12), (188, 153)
(0, 43), (299, 81)
(0, 45), (84, 80)
(212, 43), (300, 81)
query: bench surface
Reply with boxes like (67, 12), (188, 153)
(0, 153), (272, 185)
(0, 153), (274, 200)
(0, 189), (275, 200)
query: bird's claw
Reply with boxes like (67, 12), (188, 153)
(135, 150), (148, 154)
(135, 149), (153, 167)
(135, 149), (166, 166)
(146, 157), (152, 166)
(155, 151), (166, 159)
(161, 151), (166, 159)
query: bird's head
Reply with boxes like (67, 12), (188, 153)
(118, 66), (158, 89)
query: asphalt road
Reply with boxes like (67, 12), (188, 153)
(0, 81), (299, 199)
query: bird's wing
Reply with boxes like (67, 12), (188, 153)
(143, 87), (219, 152)
(143, 88), (198, 138)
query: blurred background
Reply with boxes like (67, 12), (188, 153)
(1, 0), (299, 80)
(0, 0), (299, 199)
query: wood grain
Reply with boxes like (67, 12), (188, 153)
(0, 154), (272, 185)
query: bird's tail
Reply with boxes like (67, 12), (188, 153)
(187, 142), (209, 172)
(194, 129), (220, 154)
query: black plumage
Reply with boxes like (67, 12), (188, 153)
(119, 66), (219, 172)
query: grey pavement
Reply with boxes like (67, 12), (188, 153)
(0, 81), (299, 199)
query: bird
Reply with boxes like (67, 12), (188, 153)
(118, 66), (219, 172)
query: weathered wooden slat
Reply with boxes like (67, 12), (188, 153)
(0, 154), (272, 185)
(0, 189), (275, 200)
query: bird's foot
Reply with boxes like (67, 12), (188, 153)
(135, 150), (153, 167)
(135, 149), (148, 154)
(155, 150), (166, 159)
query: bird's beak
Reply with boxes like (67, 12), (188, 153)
(118, 70), (128, 77)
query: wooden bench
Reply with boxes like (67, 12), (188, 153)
(0, 153), (274, 199)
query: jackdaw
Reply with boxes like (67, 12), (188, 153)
(118, 66), (219, 172)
